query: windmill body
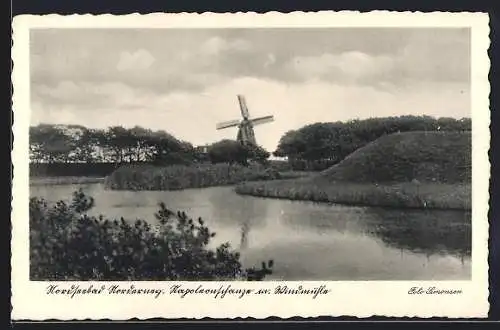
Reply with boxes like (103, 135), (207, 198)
(216, 95), (274, 146)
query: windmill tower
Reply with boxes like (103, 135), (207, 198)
(216, 95), (274, 146)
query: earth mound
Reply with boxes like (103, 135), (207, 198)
(317, 131), (471, 184)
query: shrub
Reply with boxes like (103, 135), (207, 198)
(105, 163), (282, 191)
(207, 140), (270, 166)
(30, 189), (273, 281)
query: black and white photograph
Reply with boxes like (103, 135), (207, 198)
(28, 26), (473, 281)
(11, 12), (491, 319)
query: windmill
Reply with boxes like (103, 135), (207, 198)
(216, 95), (274, 146)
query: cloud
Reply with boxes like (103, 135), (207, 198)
(30, 33), (250, 93)
(29, 29), (471, 152)
(393, 30), (470, 82)
(30, 28), (469, 96)
(200, 37), (226, 56)
(36, 81), (82, 102)
(200, 37), (252, 56)
(116, 49), (156, 72)
(289, 51), (395, 83)
(264, 53), (276, 68)
(32, 80), (159, 112)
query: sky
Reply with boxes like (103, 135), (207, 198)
(30, 28), (471, 152)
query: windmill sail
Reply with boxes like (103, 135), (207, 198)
(216, 119), (241, 130)
(237, 95), (250, 118)
(251, 115), (274, 126)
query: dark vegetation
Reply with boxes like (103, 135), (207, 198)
(236, 180), (471, 210)
(30, 116), (470, 175)
(31, 116), (471, 204)
(30, 162), (117, 177)
(29, 117), (472, 278)
(30, 189), (273, 281)
(236, 131), (472, 210)
(29, 124), (271, 177)
(207, 139), (270, 166)
(319, 131), (471, 184)
(30, 124), (195, 165)
(273, 115), (471, 171)
(105, 163), (283, 191)
(30, 176), (105, 186)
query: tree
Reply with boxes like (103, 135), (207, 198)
(91, 129), (110, 162)
(128, 126), (154, 162)
(66, 125), (96, 163)
(207, 140), (270, 166)
(273, 129), (307, 160)
(274, 116), (473, 169)
(105, 126), (132, 163)
(437, 117), (471, 131)
(29, 124), (198, 166)
(29, 124), (76, 163)
(145, 130), (193, 165)
(208, 139), (249, 165)
(245, 143), (271, 164)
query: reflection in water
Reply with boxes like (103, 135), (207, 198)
(280, 205), (471, 258)
(240, 221), (249, 250)
(30, 183), (471, 280)
(360, 208), (471, 258)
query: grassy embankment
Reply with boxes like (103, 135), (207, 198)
(236, 131), (472, 210)
(30, 176), (106, 186)
(104, 163), (306, 191)
(29, 162), (113, 185)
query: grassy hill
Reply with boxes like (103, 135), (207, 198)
(236, 131), (472, 210)
(318, 131), (471, 184)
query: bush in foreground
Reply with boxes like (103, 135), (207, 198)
(105, 163), (282, 191)
(30, 189), (273, 281)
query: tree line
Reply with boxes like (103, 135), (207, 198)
(273, 115), (471, 166)
(30, 124), (194, 164)
(29, 124), (270, 166)
(30, 116), (471, 169)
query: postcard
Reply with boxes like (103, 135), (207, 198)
(11, 11), (491, 319)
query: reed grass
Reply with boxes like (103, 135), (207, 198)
(105, 163), (286, 191)
(30, 176), (106, 186)
(235, 179), (471, 210)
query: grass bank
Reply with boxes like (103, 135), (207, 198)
(30, 162), (117, 177)
(236, 131), (471, 210)
(30, 176), (106, 186)
(105, 163), (293, 191)
(235, 179), (471, 210)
